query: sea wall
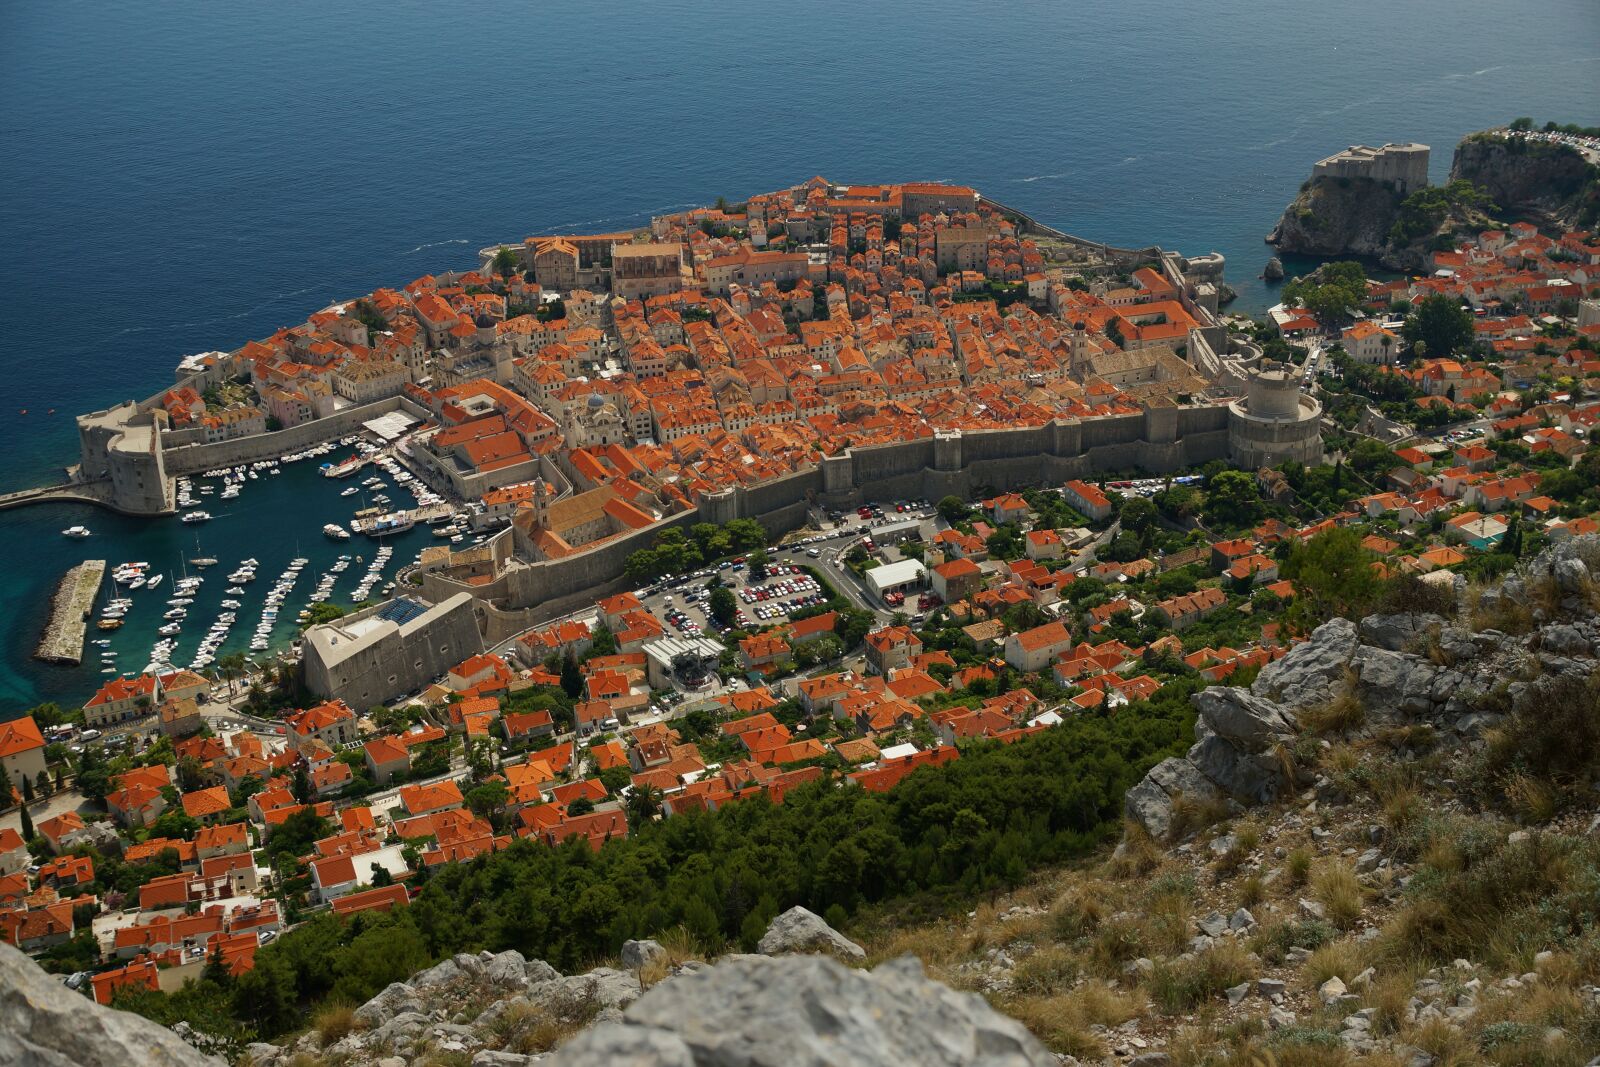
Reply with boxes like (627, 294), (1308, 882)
(162, 396), (427, 475)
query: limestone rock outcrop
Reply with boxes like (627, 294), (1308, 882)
(1127, 537), (1600, 839)
(756, 906), (866, 960)
(0, 942), (222, 1067)
(551, 955), (1057, 1067)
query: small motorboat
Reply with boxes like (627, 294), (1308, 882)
(61, 526), (91, 539)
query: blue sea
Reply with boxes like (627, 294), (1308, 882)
(1, 0), (1596, 712)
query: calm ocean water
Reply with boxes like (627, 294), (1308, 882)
(1, 0), (1596, 711)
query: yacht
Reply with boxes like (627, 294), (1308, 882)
(191, 557), (218, 568)
(61, 525), (91, 539)
(145, 574), (164, 590)
(180, 511), (212, 524)
(323, 523), (352, 541)
(341, 486), (359, 497)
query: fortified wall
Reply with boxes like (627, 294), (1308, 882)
(76, 394), (433, 511)
(419, 402), (1236, 624)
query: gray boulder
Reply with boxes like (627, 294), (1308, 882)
(1253, 616), (1359, 709)
(485, 949), (533, 987)
(554, 1026), (698, 1066)
(412, 956), (469, 989)
(0, 942), (223, 1067)
(369, 1010), (431, 1049)
(1125, 755), (1220, 840)
(1194, 686), (1297, 746)
(1359, 613), (1444, 652)
(530, 967), (643, 1014)
(1556, 556), (1590, 592)
(622, 939), (668, 971)
(757, 906), (866, 961)
(549, 954), (1055, 1067)
(355, 981), (425, 1026)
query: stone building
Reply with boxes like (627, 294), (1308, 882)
(300, 593), (484, 709)
(1312, 143), (1430, 195)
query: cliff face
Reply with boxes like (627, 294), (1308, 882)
(1266, 176), (1404, 262)
(1451, 134), (1595, 228)
(1269, 130), (1599, 268)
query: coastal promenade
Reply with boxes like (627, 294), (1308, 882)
(35, 559), (105, 665)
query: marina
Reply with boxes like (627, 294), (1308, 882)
(2, 437), (447, 705)
(34, 558), (106, 665)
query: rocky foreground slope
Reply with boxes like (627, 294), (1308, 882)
(14, 539), (1600, 1065)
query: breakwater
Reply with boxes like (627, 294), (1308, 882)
(35, 559), (105, 665)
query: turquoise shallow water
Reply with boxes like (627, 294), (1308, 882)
(0, 459), (440, 709)
(2, 0), (1597, 711)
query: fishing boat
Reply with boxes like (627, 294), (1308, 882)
(97, 619), (123, 630)
(61, 525), (91, 539)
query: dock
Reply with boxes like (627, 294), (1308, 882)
(351, 503), (456, 536)
(35, 559), (106, 665)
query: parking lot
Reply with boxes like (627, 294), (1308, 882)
(633, 499), (941, 633)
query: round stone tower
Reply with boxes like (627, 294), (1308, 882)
(1228, 362), (1323, 469)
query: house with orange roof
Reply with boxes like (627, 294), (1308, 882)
(982, 492), (1031, 525)
(535, 806), (629, 851)
(399, 779), (464, 818)
(1062, 480), (1113, 521)
(1004, 619), (1074, 672)
(864, 626), (922, 675)
(1153, 586), (1227, 630)
(311, 761), (353, 798)
(106, 781), (167, 829)
(363, 736), (411, 787)
(91, 958), (161, 1006)
(310, 844), (409, 904)
(931, 557), (983, 602)
(848, 747), (959, 793)
(180, 786), (232, 824)
(331, 882), (411, 917)
(34, 812), (86, 854)
(285, 700), (357, 753)
(503, 709), (555, 744)
(82, 676), (160, 729)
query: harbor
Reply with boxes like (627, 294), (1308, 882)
(0, 434), (478, 707)
(34, 559), (105, 665)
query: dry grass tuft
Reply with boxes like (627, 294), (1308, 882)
(1146, 940), (1254, 1014)
(1284, 847), (1314, 890)
(1310, 860), (1363, 931)
(1298, 689), (1366, 735)
(1169, 793), (1232, 840)
(495, 985), (602, 1055)
(312, 1001), (358, 1045)
(1303, 940), (1367, 988)
(1503, 772), (1559, 824)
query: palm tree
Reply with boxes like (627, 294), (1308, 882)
(626, 784), (663, 826)
(217, 651), (248, 701)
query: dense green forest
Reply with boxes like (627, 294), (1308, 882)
(117, 679), (1201, 1045)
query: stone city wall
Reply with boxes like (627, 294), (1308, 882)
(162, 396), (425, 475)
(430, 404), (1236, 618)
